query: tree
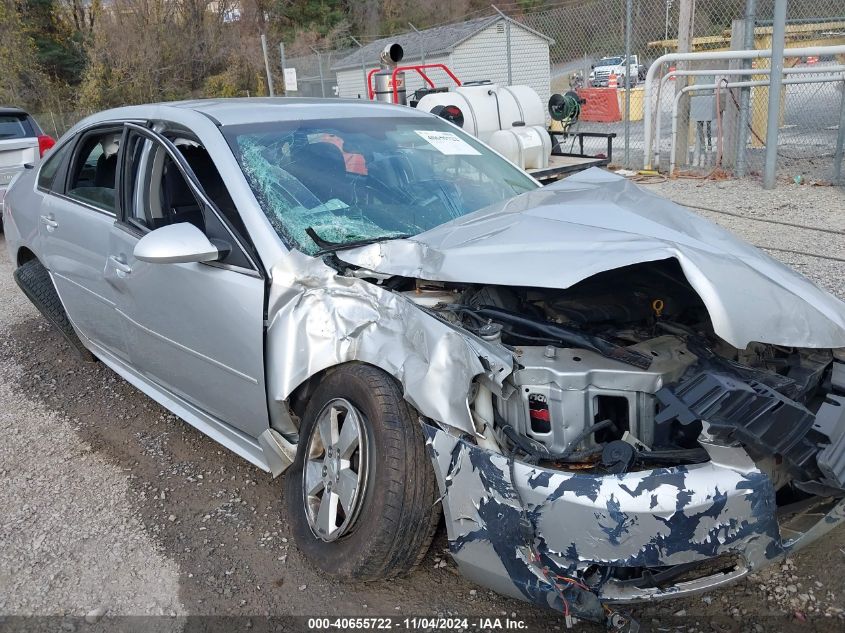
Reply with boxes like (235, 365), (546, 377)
(17, 0), (90, 85)
(0, 0), (55, 107)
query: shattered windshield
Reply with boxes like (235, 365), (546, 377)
(224, 116), (538, 255)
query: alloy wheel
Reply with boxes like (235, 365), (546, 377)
(303, 398), (370, 542)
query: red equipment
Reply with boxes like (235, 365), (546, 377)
(367, 63), (462, 103)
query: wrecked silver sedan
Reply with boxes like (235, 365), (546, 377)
(4, 99), (845, 627)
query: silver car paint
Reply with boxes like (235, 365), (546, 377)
(0, 137), (39, 217)
(103, 126), (271, 439)
(4, 99), (515, 449)
(107, 222), (271, 438)
(38, 195), (130, 361)
(264, 249), (513, 437)
(133, 222), (220, 263)
(337, 168), (845, 350)
(5, 100), (845, 618)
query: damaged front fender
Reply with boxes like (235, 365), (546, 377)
(264, 250), (512, 436)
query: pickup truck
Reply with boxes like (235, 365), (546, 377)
(0, 107), (55, 230)
(589, 55), (646, 87)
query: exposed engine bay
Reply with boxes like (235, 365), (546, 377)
(389, 258), (845, 495)
(307, 167), (845, 627)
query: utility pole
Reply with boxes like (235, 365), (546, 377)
(351, 36), (367, 99)
(734, 0), (756, 177)
(623, 0), (633, 167)
(279, 42), (287, 95)
(310, 46), (326, 98)
(763, 0), (786, 189)
(408, 23), (425, 66)
(672, 0), (695, 173)
(492, 5), (512, 85)
(261, 34), (275, 97)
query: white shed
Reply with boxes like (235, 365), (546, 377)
(331, 16), (553, 108)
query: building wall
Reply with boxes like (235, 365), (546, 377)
(449, 22), (551, 113)
(335, 21), (551, 111)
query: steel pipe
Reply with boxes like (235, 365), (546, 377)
(669, 74), (845, 174)
(763, 0), (787, 189)
(653, 65), (845, 166)
(643, 45), (845, 168)
(736, 0), (758, 178)
(834, 82), (845, 185)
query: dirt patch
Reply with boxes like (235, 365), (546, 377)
(1, 316), (580, 627)
(4, 315), (845, 631)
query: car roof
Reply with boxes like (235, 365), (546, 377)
(0, 106), (31, 117)
(66, 98), (444, 147)
(175, 97), (436, 126)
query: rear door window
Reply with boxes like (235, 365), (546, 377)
(66, 130), (121, 213)
(37, 141), (74, 192)
(0, 114), (33, 140)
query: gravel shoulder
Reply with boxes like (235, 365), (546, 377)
(1, 176), (845, 631)
(0, 239), (184, 620)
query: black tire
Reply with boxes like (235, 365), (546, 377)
(13, 258), (96, 362)
(284, 363), (440, 580)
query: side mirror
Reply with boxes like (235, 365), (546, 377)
(134, 222), (219, 264)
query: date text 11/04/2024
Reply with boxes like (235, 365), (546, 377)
(307, 617), (532, 630)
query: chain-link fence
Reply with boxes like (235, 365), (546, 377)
(30, 2), (845, 185)
(510, 0), (845, 181)
(286, 47), (356, 98)
(276, 0), (844, 186)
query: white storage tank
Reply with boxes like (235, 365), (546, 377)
(416, 83), (550, 170)
(487, 127), (551, 170)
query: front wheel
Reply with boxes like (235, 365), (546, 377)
(284, 363), (440, 580)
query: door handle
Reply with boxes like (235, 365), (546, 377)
(108, 255), (132, 276)
(40, 215), (58, 230)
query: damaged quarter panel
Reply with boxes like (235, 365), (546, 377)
(264, 250), (512, 435)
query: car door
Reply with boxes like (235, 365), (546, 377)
(105, 123), (269, 438)
(37, 125), (129, 361)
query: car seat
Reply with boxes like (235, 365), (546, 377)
(283, 142), (352, 204)
(160, 158), (204, 230)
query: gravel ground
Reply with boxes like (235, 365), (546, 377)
(0, 243), (185, 621)
(1, 176), (845, 632)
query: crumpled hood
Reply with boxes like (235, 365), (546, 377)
(338, 168), (845, 349)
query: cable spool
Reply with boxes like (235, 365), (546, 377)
(548, 91), (582, 131)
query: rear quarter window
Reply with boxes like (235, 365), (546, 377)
(37, 140), (74, 192)
(0, 115), (33, 140)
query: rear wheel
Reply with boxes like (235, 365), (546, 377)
(13, 258), (95, 362)
(284, 363), (440, 580)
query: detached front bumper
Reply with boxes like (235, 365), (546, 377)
(423, 424), (845, 618)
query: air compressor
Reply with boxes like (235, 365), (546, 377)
(366, 43), (585, 173)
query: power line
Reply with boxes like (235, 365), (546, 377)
(759, 245), (845, 264)
(680, 202), (845, 236)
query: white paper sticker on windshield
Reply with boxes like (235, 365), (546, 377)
(415, 130), (481, 156)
